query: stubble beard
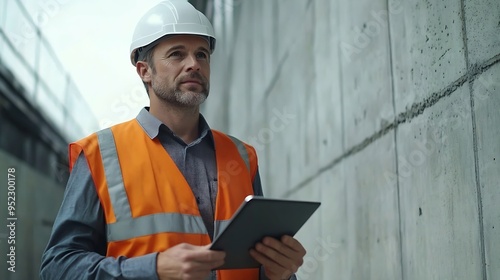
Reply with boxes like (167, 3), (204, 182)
(152, 74), (209, 108)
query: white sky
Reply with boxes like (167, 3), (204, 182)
(40, 0), (163, 128)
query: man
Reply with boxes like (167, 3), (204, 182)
(40, 1), (306, 279)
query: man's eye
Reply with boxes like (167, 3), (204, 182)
(196, 52), (208, 59)
(169, 51), (182, 57)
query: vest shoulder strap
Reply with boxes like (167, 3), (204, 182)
(212, 130), (258, 181)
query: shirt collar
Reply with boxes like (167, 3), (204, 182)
(135, 107), (214, 146)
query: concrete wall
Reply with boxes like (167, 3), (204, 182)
(203, 0), (500, 278)
(0, 150), (64, 280)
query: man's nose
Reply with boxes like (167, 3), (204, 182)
(185, 54), (201, 71)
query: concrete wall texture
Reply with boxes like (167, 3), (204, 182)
(0, 150), (64, 280)
(203, 0), (500, 279)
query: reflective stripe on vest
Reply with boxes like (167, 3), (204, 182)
(108, 212), (208, 242)
(228, 135), (250, 173)
(97, 129), (132, 220)
(96, 128), (249, 242)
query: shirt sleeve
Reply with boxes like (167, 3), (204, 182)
(40, 153), (158, 280)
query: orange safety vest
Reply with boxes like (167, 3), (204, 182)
(69, 119), (260, 279)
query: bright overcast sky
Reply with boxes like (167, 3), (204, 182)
(40, 0), (162, 128)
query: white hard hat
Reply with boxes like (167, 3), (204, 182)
(129, 0), (216, 66)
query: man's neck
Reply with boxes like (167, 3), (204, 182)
(149, 101), (200, 144)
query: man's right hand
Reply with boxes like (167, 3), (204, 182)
(156, 243), (225, 280)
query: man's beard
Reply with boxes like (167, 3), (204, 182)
(152, 72), (209, 107)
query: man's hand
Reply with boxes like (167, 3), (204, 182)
(156, 243), (225, 280)
(249, 235), (306, 280)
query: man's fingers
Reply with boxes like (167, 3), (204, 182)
(157, 244), (225, 280)
(186, 258), (224, 271)
(191, 245), (226, 270)
(183, 245), (225, 262)
(169, 243), (225, 269)
(250, 248), (288, 272)
(263, 237), (295, 256)
(254, 242), (298, 273)
(261, 237), (304, 264)
(281, 235), (307, 256)
(251, 236), (307, 279)
(250, 249), (292, 278)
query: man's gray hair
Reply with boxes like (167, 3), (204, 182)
(137, 44), (157, 96)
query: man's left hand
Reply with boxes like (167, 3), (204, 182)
(249, 235), (306, 280)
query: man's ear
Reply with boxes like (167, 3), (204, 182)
(136, 61), (152, 82)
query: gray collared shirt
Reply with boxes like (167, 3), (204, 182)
(40, 108), (265, 280)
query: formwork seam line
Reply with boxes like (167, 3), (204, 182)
(460, 0), (487, 279)
(385, 1), (406, 278)
(282, 54), (500, 198)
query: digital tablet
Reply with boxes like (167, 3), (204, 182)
(210, 195), (321, 270)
